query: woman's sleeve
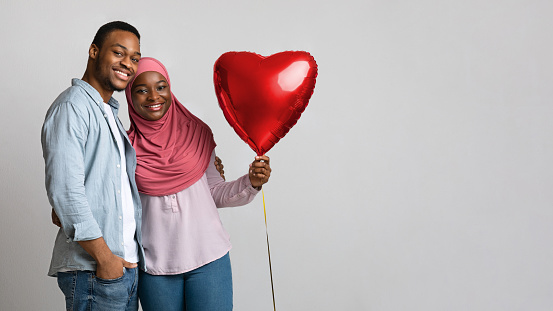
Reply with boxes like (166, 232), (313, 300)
(206, 151), (260, 208)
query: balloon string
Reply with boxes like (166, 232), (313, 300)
(262, 189), (277, 311)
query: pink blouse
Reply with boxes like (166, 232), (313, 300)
(139, 151), (259, 275)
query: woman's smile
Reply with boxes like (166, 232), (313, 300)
(144, 102), (164, 111)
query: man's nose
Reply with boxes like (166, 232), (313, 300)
(121, 57), (133, 70)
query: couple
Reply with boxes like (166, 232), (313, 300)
(42, 21), (272, 311)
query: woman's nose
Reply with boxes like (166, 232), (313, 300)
(148, 90), (159, 100)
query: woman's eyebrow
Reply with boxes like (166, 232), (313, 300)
(133, 80), (167, 88)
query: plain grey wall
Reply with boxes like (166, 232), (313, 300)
(1, 0), (553, 310)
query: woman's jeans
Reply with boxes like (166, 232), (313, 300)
(57, 267), (139, 311)
(138, 252), (233, 311)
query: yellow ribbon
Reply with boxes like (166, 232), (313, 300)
(262, 189), (277, 311)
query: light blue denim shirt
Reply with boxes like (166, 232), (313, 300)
(42, 78), (145, 276)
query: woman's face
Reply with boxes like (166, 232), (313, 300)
(131, 71), (172, 121)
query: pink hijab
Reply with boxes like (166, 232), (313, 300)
(125, 57), (216, 196)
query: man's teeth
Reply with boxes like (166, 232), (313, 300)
(115, 70), (128, 76)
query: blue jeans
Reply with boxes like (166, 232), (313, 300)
(57, 267), (138, 311)
(139, 253), (233, 311)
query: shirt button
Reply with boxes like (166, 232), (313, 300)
(119, 216), (122, 220)
(104, 114), (107, 118)
(117, 190), (121, 194)
(117, 164), (121, 168)
(121, 242), (124, 246)
(172, 195), (176, 199)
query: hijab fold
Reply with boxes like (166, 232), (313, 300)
(125, 57), (216, 196)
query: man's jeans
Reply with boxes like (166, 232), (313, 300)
(57, 267), (138, 311)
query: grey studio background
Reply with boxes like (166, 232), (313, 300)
(1, 0), (553, 310)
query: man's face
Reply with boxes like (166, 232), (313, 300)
(92, 30), (141, 92)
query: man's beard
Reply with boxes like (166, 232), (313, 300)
(103, 78), (125, 92)
(95, 61), (125, 92)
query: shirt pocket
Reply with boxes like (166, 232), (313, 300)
(161, 195), (179, 213)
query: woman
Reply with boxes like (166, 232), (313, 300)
(125, 57), (271, 311)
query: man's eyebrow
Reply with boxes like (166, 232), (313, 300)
(112, 43), (141, 56)
(113, 43), (128, 50)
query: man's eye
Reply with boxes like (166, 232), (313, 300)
(132, 58), (139, 63)
(114, 51), (123, 56)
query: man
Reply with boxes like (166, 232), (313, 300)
(42, 21), (144, 311)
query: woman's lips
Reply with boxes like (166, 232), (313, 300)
(144, 103), (164, 111)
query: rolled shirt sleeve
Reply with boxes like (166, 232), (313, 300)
(42, 101), (102, 241)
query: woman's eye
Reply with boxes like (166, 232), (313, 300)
(157, 86), (166, 91)
(136, 89), (146, 94)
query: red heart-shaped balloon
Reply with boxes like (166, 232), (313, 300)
(213, 51), (318, 155)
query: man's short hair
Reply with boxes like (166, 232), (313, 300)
(92, 21), (140, 49)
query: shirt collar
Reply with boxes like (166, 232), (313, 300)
(71, 78), (120, 110)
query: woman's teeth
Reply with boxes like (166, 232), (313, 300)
(147, 104), (162, 108)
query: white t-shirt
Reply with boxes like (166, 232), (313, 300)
(103, 103), (139, 263)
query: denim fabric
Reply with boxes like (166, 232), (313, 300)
(57, 267), (139, 311)
(42, 79), (145, 275)
(138, 253), (233, 311)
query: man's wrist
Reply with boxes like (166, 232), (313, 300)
(77, 237), (113, 265)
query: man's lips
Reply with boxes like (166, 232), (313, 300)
(113, 68), (131, 81)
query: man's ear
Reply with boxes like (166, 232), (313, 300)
(89, 44), (99, 60)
